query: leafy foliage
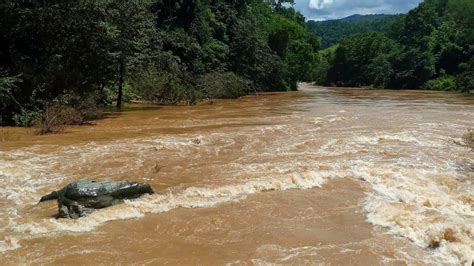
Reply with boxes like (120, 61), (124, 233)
(326, 32), (399, 87)
(200, 72), (250, 99)
(308, 14), (402, 48)
(0, 0), (320, 125)
(424, 75), (457, 91)
(0, 72), (22, 112)
(314, 0), (474, 92)
(12, 108), (41, 127)
(130, 69), (199, 105)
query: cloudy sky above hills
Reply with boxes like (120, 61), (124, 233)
(294, 0), (423, 21)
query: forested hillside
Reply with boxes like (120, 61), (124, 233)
(315, 0), (474, 93)
(0, 0), (319, 127)
(307, 14), (401, 48)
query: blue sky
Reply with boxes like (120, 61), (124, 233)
(294, 0), (423, 21)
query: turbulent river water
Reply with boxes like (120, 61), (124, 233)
(0, 84), (473, 265)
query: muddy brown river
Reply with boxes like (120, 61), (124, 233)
(1, 84), (473, 265)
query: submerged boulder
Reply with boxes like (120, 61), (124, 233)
(39, 180), (154, 219)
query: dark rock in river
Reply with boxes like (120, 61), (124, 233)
(39, 180), (154, 219)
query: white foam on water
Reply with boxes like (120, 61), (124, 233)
(254, 244), (321, 263)
(337, 126), (473, 264)
(353, 132), (444, 148)
(0, 135), (213, 253)
(347, 152), (473, 264)
(312, 114), (345, 126)
(0, 128), (345, 252)
(0, 237), (20, 252)
(0, 103), (473, 265)
(8, 170), (337, 237)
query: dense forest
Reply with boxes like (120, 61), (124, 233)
(1, 0), (473, 130)
(307, 14), (401, 48)
(314, 0), (474, 93)
(0, 0), (319, 128)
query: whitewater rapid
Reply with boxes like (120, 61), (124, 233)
(0, 85), (473, 264)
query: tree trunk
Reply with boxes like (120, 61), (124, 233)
(117, 57), (125, 108)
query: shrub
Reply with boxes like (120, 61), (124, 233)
(36, 104), (82, 135)
(424, 75), (457, 91)
(130, 70), (201, 105)
(200, 72), (250, 99)
(104, 83), (140, 104)
(0, 73), (22, 110)
(13, 108), (41, 127)
(68, 94), (104, 121)
(1, 73), (24, 124)
(456, 71), (474, 94)
(10, 91), (103, 130)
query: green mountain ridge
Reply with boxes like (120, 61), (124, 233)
(314, 0), (474, 93)
(307, 14), (402, 48)
(331, 14), (395, 22)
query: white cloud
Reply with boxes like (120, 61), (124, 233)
(309, 0), (335, 9)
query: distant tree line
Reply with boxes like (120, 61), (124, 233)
(307, 14), (402, 48)
(313, 0), (474, 93)
(0, 0), (320, 126)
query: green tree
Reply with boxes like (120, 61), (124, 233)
(0, 72), (22, 121)
(366, 54), (395, 88)
(327, 32), (398, 87)
(106, 0), (156, 108)
(400, 1), (438, 49)
(391, 48), (435, 88)
(0, 1), (118, 122)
